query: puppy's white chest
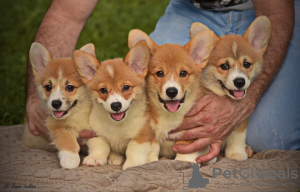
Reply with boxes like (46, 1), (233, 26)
(89, 106), (145, 154)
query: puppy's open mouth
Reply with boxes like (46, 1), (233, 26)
(110, 111), (126, 121)
(52, 100), (78, 118)
(158, 93), (186, 112)
(219, 81), (245, 100)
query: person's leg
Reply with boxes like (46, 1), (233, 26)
(246, 1), (300, 152)
(149, 0), (229, 45)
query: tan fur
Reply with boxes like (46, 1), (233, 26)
(191, 16), (271, 161)
(27, 42), (93, 169)
(236, 119), (248, 133)
(128, 29), (216, 162)
(134, 115), (154, 144)
(73, 41), (156, 170)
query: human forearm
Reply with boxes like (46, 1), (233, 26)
(245, 0), (295, 107)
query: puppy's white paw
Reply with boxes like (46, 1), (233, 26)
(83, 155), (107, 166)
(208, 157), (217, 164)
(148, 156), (159, 163)
(58, 151), (80, 169)
(108, 153), (124, 166)
(226, 150), (248, 161)
(175, 153), (197, 163)
(123, 159), (143, 170)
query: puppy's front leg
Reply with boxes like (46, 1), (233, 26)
(224, 119), (248, 161)
(148, 138), (160, 163)
(123, 140), (152, 170)
(123, 123), (153, 170)
(83, 136), (110, 166)
(108, 152), (125, 166)
(49, 125), (80, 169)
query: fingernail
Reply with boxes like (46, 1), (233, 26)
(196, 159), (201, 163)
(173, 147), (178, 153)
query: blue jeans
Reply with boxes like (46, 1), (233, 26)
(150, 0), (300, 152)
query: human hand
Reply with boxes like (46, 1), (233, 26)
(168, 94), (254, 163)
(26, 93), (50, 141)
(78, 130), (98, 153)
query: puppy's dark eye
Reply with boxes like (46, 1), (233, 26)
(179, 70), (187, 77)
(100, 87), (108, 94)
(220, 63), (230, 70)
(45, 85), (52, 92)
(156, 71), (164, 77)
(66, 85), (75, 92)
(243, 60), (252, 69)
(122, 85), (130, 92)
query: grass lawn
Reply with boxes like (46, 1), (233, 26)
(0, 0), (169, 125)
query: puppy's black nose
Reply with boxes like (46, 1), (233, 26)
(52, 100), (62, 109)
(166, 87), (178, 98)
(111, 102), (122, 112)
(234, 78), (245, 89)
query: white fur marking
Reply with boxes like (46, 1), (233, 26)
(162, 78), (182, 100)
(58, 150), (80, 169)
(106, 65), (114, 78)
(232, 41), (237, 58)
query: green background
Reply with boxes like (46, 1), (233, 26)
(0, 0), (169, 125)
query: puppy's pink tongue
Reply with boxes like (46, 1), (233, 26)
(53, 111), (65, 118)
(111, 112), (125, 121)
(233, 90), (245, 99)
(166, 100), (180, 112)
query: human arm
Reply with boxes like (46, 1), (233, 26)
(169, 0), (295, 162)
(26, 0), (98, 140)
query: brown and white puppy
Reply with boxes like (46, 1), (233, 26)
(128, 29), (216, 163)
(73, 41), (155, 170)
(29, 42), (94, 168)
(190, 16), (271, 160)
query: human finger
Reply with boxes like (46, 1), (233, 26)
(195, 142), (221, 163)
(168, 126), (210, 141)
(79, 130), (98, 139)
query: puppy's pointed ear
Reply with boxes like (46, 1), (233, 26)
(128, 29), (158, 54)
(190, 22), (210, 38)
(184, 30), (216, 69)
(243, 16), (271, 54)
(73, 50), (100, 83)
(29, 42), (52, 77)
(190, 22), (219, 42)
(125, 40), (150, 77)
(79, 43), (96, 57)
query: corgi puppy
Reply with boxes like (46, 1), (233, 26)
(128, 29), (216, 163)
(190, 16), (271, 160)
(29, 42), (94, 169)
(73, 41), (155, 170)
